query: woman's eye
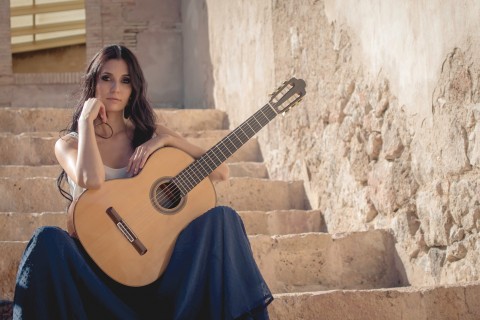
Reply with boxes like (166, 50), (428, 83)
(101, 75), (110, 81)
(122, 77), (131, 84)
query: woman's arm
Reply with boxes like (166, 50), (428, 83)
(128, 124), (230, 182)
(55, 98), (107, 189)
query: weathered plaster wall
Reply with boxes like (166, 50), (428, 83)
(203, 0), (480, 287)
(324, 0), (480, 126)
(204, 0), (275, 125)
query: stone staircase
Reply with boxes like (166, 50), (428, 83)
(0, 107), (479, 319)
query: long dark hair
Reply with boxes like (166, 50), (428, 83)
(57, 44), (157, 202)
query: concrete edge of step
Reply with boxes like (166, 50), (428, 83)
(269, 279), (480, 299)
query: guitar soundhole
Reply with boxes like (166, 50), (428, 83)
(150, 177), (186, 214)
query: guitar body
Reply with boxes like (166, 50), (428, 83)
(72, 147), (216, 287)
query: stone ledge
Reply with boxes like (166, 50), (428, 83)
(13, 72), (82, 85)
(0, 177), (308, 212)
(0, 230), (400, 301)
(0, 132), (261, 165)
(0, 108), (229, 133)
(0, 162), (268, 179)
(0, 210), (323, 241)
(269, 282), (480, 320)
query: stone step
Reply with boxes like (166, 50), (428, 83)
(0, 131), (261, 165)
(0, 165), (60, 178)
(0, 177), (307, 212)
(0, 209), (324, 241)
(0, 212), (65, 241)
(2, 282), (478, 320)
(0, 162), (269, 179)
(239, 209), (324, 235)
(269, 282), (480, 320)
(0, 107), (228, 134)
(0, 229), (400, 301)
(254, 230), (402, 294)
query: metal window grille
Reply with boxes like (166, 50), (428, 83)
(10, 0), (86, 53)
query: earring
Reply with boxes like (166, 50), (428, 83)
(94, 122), (113, 139)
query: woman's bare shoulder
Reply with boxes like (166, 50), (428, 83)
(55, 132), (79, 150)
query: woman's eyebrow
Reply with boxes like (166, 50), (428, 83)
(100, 71), (130, 77)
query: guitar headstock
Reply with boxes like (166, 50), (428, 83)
(269, 77), (306, 115)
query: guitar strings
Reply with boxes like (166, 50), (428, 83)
(150, 129), (249, 208)
(149, 106), (276, 209)
(150, 106), (275, 208)
(152, 80), (304, 208)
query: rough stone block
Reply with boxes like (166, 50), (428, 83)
(0, 177), (306, 213)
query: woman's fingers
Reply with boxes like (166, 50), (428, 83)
(128, 136), (169, 176)
(128, 146), (148, 176)
(139, 149), (150, 169)
(82, 98), (107, 123)
(98, 104), (108, 123)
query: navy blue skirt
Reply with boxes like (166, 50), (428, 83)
(12, 206), (273, 319)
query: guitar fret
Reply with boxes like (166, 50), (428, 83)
(235, 128), (249, 144)
(186, 166), (200, 187)
(208, 149), (223, 166)
(179, 171), (195, 191)
(214, 147), (227, 162)
(230, 133), (243, 148)
(203, 152), (218, 169)
(243, 121), (256, 136)
(251, 114), (263, 129)
(224, 136), (237, 153)
(259, 108), (272, 123)
(197, 157), (211, 174)
(187, 165), (200, 180)
(188, 164), (203, 183)
(198, 157), (214, 173)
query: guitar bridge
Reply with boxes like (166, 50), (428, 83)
(106, 207), (147, 256)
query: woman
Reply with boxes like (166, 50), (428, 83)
(12, 44), (273, 319)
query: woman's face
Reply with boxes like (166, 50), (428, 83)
(95, 58), (132, 112)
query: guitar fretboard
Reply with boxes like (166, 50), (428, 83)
(172, 103), (277, 195)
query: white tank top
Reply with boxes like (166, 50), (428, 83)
(67, 166), (130, 199)
(66, 132), (131, 199)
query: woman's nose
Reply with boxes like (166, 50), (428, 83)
(110, 81), (120, 92)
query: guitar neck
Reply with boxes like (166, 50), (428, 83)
(173, 103), (278, 195)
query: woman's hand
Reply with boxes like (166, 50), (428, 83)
(80, 98), (108, 124)
(127, 133), (172, 176)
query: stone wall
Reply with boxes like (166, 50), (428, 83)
(181, 0), (214, 109)
(202, 0), (480, 287)
(0, 0), (13, 107)
(12, 45), (86, 73)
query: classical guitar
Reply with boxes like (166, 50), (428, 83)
(71, 77), (306, 286)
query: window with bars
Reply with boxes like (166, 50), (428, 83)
(10, 0), (86, 54)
